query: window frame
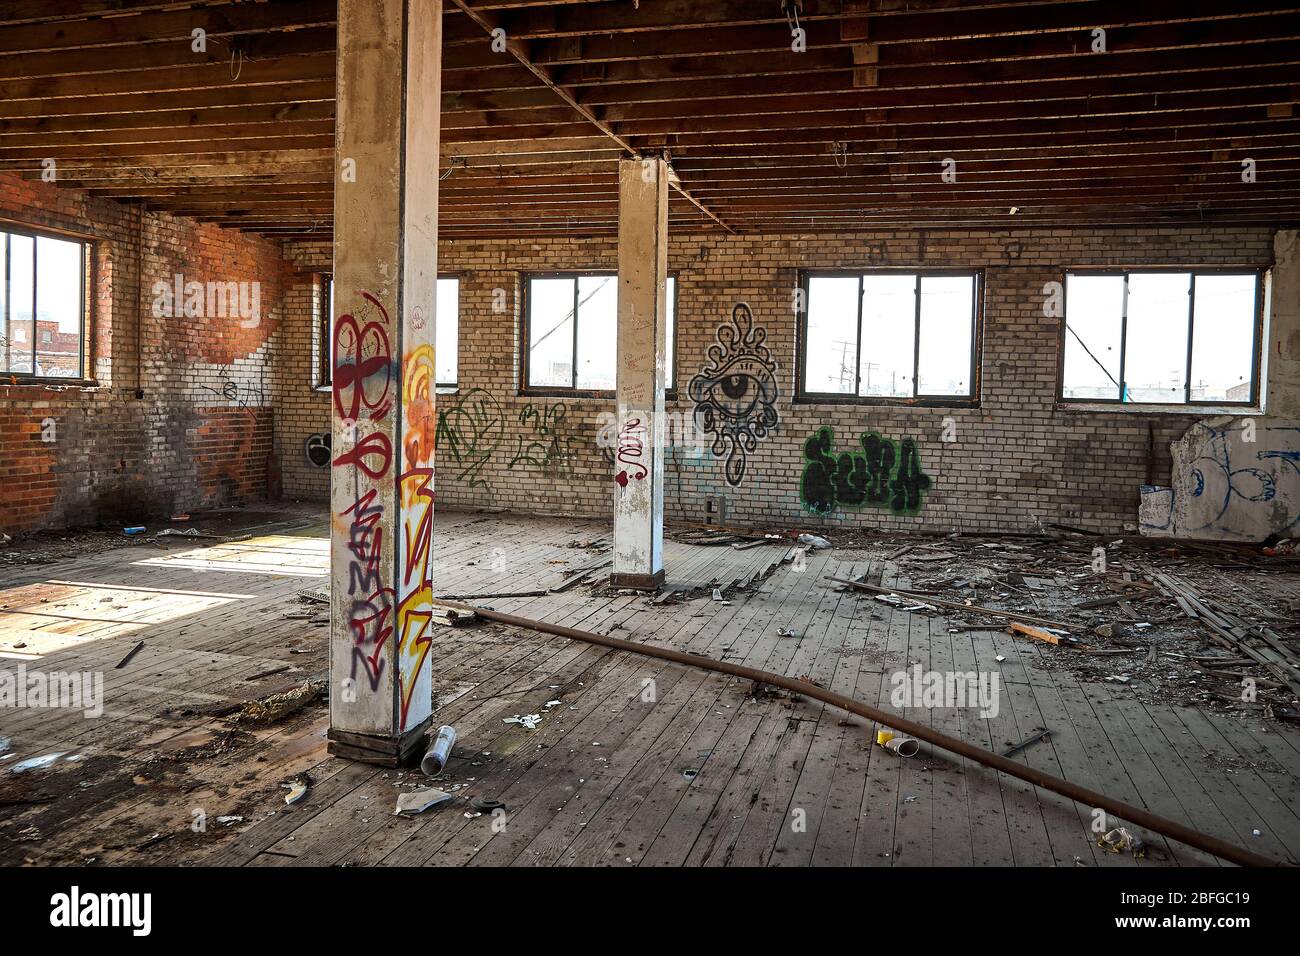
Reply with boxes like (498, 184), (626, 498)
(315, 272), (332, 389)
(519, 270), (679, 398)
(1056, 267), (1265, 408)
(318, 272), (461, 389)
(0, 220), (93, 384)
(794, 267), (983, 407)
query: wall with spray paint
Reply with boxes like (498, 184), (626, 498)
(0, 171), (292, 535)
(277, 225), (1288, 536)
(1140, 418), (1300, 541)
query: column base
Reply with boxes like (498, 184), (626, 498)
(609, 569), (665, 591)
(327, 717), (432, 767)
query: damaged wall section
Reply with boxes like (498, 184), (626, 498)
(1140, 418), (1299, 541)
(0, 172), (298, 535)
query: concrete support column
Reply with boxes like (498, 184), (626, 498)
(611, 155), (669, 589)
(328, 0), (441, 764)
(1266, 229), (1300, 419)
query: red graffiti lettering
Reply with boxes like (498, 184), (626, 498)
(615, 418), (648, 486)
(333, 430), (392, 480)
(347, 586), (394, 691)
(332, 292), (393, 423)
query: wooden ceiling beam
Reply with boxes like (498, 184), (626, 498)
(0, 27), (336, 82)
(2, 53), (336, 103)
(0, 0), (336, 55)
(0, 80), (335, 120)
(575, 47), (1300, 107)
(614, 108), (1294, 142)
(0, 102), (336, 136)
(601, 83), (1298, 126)
(449, 0), (735, 234)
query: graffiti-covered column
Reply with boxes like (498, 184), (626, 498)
(610, 155), (669, 589)
(328, 0), (441, 764)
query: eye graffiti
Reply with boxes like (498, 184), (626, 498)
(687, 302), (780, 486)
(800, 426), (933, 517)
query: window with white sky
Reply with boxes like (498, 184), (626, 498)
(1062, 271), (1259, 404)
(1, 227), (86, 379)
(526, 274), (676, 392)
(802, 272), (977, 401)
(321, 275), (460, 387)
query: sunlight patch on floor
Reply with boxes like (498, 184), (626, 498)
(133, 534), (329, 577)
(0, 579), (248, 660)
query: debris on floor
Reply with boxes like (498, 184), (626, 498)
(10, 753), (69, 774)
(395, 788), (453, 815)
(823, 529), (1300, 719)
(420, 725), (457, 776)
(1098, 826), (1147, 858)
(229, 679), (327, 726)
(283, 775), (311, 806)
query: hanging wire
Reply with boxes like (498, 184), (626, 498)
(783, 0), (803, 34)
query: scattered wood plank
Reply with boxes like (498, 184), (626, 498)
(1008, 622), (1061, 646)
(114, 640), (145, 669)
(826, 577), (1076, 632)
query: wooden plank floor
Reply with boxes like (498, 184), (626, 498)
(1, 504), (1297, 867)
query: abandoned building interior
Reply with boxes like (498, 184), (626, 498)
(1, 0), (1300, 875)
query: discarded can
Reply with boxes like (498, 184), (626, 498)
(884, 736), (920, 757)
(123, 526), (146, 535)
(877, 729), (920, 756)
(420, 724), (457, 776)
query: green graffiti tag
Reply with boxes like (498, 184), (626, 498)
(799, 426), (932, 516)
(509, 402), (580, 477)
(434, 388), (504, 491)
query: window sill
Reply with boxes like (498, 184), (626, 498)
(519, 389), (681, 401)
(794, 393), (979, 409)
(0, 378), (100, 391)
(1056, 401), (1263, 416)
(314, 384), (461, 395)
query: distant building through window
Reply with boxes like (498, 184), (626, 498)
(799, 271), (980, 403)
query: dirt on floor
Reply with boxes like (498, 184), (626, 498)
(0, 691), (329, 867)
(819, 528), (1300, 721)
(0, 505), (322, 568)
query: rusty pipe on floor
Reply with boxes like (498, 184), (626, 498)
(442, 601), (1290, 869)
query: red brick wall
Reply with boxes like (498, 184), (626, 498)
(0, 171), (296, 535)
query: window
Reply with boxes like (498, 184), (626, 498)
(523, 273), (677, 393)
(1, 225), (89, 380)
(799, 271), (979, 403)
(319, 275), (459, 388)
(1061, 270), (1261, 404)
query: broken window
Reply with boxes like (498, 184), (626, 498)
(799, 271), (979, 402)
(0, 226), (89, 380)
(1061, 271), (1260, 404)
(319, 275), (459, 388)
(523, 273), (677, 393)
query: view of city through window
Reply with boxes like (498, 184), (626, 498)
(802, 272), (976, 399)
(0, 229), (85, 378)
